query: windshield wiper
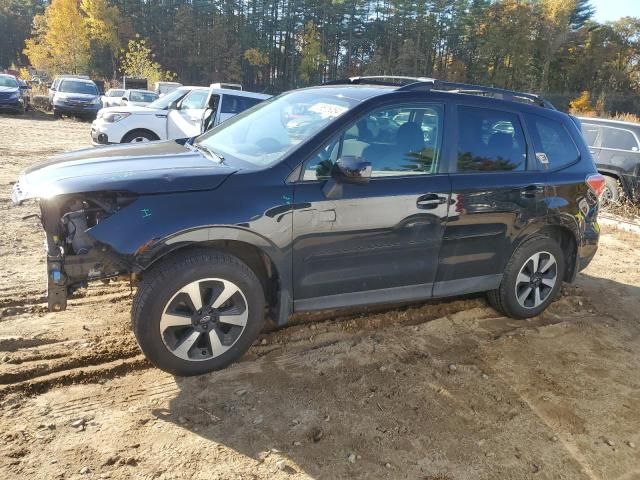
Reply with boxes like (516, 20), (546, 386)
(191, 142), (224, 164)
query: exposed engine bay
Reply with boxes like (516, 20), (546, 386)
(39, 193), (136, 311)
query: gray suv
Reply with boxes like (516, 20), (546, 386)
(580, 117), (640, 202)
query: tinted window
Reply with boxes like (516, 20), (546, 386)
(180, 90), (208, 109)
(601, 126), (639, 151)
(456, 106), (527, 172)
(221, 95), (264, 114)
(303, 104), (444, 180)
(527, 115), (580, 168)
(581, 124), (600, 146)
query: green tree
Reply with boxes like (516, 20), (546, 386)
(299, 21), (326, 85)
(120, 37), (175, 85)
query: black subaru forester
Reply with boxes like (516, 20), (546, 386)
(12, 77), (604, 375)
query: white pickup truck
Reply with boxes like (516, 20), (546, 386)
(91, 86), (270, 145)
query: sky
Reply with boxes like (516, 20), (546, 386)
(591, 0), (640, 23)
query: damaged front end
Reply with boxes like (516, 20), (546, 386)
(34, 192), (137, 311)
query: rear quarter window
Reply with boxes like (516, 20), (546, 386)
(526, 114), (580, 169)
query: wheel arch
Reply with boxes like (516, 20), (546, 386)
(121, 128), (161, 143)
(509, 223), (579, 283)
(136, 227), (292, 326)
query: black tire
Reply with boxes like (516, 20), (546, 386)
(132, 249), (265, 376)
(53, 110), (62, 119)
(488, 235), (564, 319)
(122, 130), (159, 143)
(602, 175), (621, 203)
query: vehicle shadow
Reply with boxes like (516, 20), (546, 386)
(150, 272), (640, 478)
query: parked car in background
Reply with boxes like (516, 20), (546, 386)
(52, 78), (101, 119)
(102, 88), (125, 108)
(120, 89), (159, 107)
(154, 81), (182, 96)
(178, 87), (270, 137)
(580, 117), (640, 202)
(0, 74), (31, 113)
(14, 77), (603, 375)
(48, 75), (90, 108)
(91, 86), (269, 144)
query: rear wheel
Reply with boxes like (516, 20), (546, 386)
(132, 250), (265, 376)
(602, 175), (622, 203)
(488, 235), (564, 319)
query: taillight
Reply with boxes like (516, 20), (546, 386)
(586, 173), (606, 197)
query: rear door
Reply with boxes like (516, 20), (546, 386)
(292, 101), (451, 309)
(218, 94), (264, 124)
(597, 125), (640, 191)
(167, 89), (209, 138)
(436, 104), (546, 297)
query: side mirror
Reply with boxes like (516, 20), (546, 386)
(331, 156), (372, 185)
(121, 97), (128, 102)
(322, 156), (372, 199)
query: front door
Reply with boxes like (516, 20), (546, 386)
(292, 103), (451, 310)
(167, 89), (209, 139)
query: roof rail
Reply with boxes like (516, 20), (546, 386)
(324, 76), (437, 87)
(399, 80), (555, 109)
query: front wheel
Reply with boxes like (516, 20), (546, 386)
(488, 235), (564, 319)
(132, 250), (265, 376)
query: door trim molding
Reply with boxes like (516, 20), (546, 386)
(432, 274), (502, 298)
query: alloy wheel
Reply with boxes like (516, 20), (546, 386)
(160, 278), (248, 361)
(514, 251), (558, 309)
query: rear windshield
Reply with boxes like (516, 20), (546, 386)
(130, 91), (159, 103)
(108, 89), (124, 97)
(59, 80), (98, 95)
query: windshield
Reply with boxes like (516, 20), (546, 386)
(148, 88), (189, 109)
(130, 91), (158, 103)
(0, 76), (19, 88)
(195, 89), (359, 166)
(59, 80), (98, 95)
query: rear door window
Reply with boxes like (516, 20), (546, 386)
(526, 114), (580, 169)
(456, 106), (527, 172)
(600, 126), (639, 151)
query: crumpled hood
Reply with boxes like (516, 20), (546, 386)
(12, 140), (237, 203)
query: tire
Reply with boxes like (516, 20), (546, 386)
(132, 249), (265, 376)
(602, 175), (621, 203)
(488, 235), (564, 319)
(53, 110), (62, 119)
(122, 130), (159, 143)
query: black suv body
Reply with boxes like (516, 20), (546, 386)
(13, 78), (603, 375)
(580, 117), (640, 202)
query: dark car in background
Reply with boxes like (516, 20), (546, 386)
(580, 117), (640, 202)
(12, 77), (603, 376)
(52, 78), (102, 119)
(0, 74), (31, 113)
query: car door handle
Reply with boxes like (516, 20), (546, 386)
(417, 194), (446, 209)
(521, 184), (544, 198)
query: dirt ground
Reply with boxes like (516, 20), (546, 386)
(1, 111), (640, 480)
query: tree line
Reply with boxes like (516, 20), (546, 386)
(1, 0), (639, 111)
